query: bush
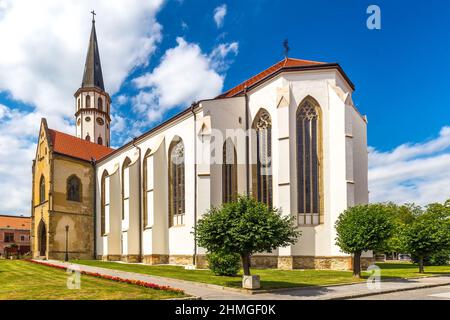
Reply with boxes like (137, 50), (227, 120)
(412, 251), (450, 266)
(206, 252), (240, 276)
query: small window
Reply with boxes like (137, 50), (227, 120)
(85, 117), (91, 122)
(77, 98), (80, 111)
(98, 97), (103, 111)
(96, 117), (104, 125)
(67, 175), (82, 202)
(85, 134), (90, 141)
(39, 175), (45, 204)
(86, 95), (91, 108)
(98, 136), (103, 145)
(4, 233), (14, 243)
(20, 235), (26, 242)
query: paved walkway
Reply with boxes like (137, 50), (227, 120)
(39, 260), (450, 300)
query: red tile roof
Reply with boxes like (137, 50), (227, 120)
(0, 215), (31, 230)
(219, 58), (327, 98)
(48, 129), (114, 162)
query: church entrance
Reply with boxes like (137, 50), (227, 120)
(38, 221), (47, 257)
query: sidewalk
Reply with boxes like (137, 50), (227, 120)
(39, 260), (450, 300)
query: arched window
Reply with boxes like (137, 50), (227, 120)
(222, 139), (237, 203)
(85, 134), (90, 142)
(168, 137), (185, 227)
(77, 98), (80, 111)
(143, 149), (152, 228)
(67, 175), (81, 202)
(98, 136), (103, 145)
(122, 157), (131, 221)
(39, 175), (45, 204)
(101, 170), (109, 236)
(252, 110), (272, 208)
(86, 95), (91, 108)
(297, 97), (322, 225)
(98, 97), (103, 111)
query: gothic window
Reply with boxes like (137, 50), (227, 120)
(101, 170), (109, 236)
(122, 158), (131, 221)
(222, 139), (237, 203)
(39, 175), (45, 204)
(98, 97), (103, 111)
(86, 95), (91, 108)
(252, 110), (272, 208)
(67, 175), (81, 202)
(168, 138), (185, 227)
(98, 136), (103, 145)
(143, 149), (152, 228)
(297, 97), (322, 225)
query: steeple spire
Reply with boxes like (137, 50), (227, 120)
(81, 12), (104, 90)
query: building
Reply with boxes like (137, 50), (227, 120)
(31, 17), (371, 270)
(0, 215), (31, 257)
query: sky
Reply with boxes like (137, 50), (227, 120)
(0, 0), (449, 215)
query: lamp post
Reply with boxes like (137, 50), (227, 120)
(65, 225), (69, 262)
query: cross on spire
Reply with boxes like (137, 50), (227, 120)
(283, 39), (290, 58)
(91, 10), (96, 23)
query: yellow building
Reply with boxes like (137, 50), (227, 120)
(31, 17), (114, 260)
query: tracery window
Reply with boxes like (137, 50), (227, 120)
(297, 98), (322, 225)
(39, 175), (45, 204)
(101, 170), (109, 235)
(168, 138), (185, 227)
(253, 110), (272, 208)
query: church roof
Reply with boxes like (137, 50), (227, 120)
(218, 57), (354, 98)
(48, 129), (114, 162)
(81, 19), (105, 91)
(0, 215), (31, 230)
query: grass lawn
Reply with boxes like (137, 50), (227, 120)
(73, 260), (450, 290)
(0, 260), (186, 300)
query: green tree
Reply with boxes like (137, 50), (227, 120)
(402, 201), (450, 273)
(195, 195), (300, 276)
(381, 203), (422, 255)
(335, 204), (395, 278)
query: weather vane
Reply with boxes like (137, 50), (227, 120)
(283, 39), (290, 58)
(91, 10), (96, 23)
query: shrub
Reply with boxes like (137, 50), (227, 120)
(206, 252), (241, 276)
(412, 251), (450, 266)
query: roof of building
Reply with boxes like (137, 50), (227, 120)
(81, 20), (105, 91)
(0, 215), (31, 230)
(48, 129), (114, 162)
(218, 57), (353, 98)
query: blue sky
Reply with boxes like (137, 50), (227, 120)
(0, 0), (449, 214)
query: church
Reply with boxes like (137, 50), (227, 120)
(31, 18), (372, 270)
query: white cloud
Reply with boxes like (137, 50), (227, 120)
(369, 126), (450, 206)
(133, 37), (238, 123)
(213, 4), (227, 28)
(0, 0), (165, 215)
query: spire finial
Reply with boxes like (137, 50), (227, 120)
(283, 39), (290, 59)
(91, 10), (96, 23)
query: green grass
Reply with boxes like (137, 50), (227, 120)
(0, 260), (186, 300)
(73, 260), (450, 290)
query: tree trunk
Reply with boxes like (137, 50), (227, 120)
(242, 253), (251, 276)
(419, 256), (424, 273)
(353, 251), (362, 278)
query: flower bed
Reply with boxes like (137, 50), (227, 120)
(26, 259), (185, 294)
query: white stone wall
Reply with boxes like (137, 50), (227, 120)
(95, 68), (368, 261)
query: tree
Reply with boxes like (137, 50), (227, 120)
(380, 203), (422, 257)
(335, 204), (395, 278)
(402, 201), (450, 273)
(195, 195), (300, 276)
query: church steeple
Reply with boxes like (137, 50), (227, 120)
(81, 12), (105, 91)
(74, 12), (111, 148)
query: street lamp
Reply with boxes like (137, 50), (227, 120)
(65, 225), (69, 262)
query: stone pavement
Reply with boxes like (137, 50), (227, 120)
(39, 260), (450, 300)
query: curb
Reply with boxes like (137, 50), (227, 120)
(328, 281), (450, 300)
